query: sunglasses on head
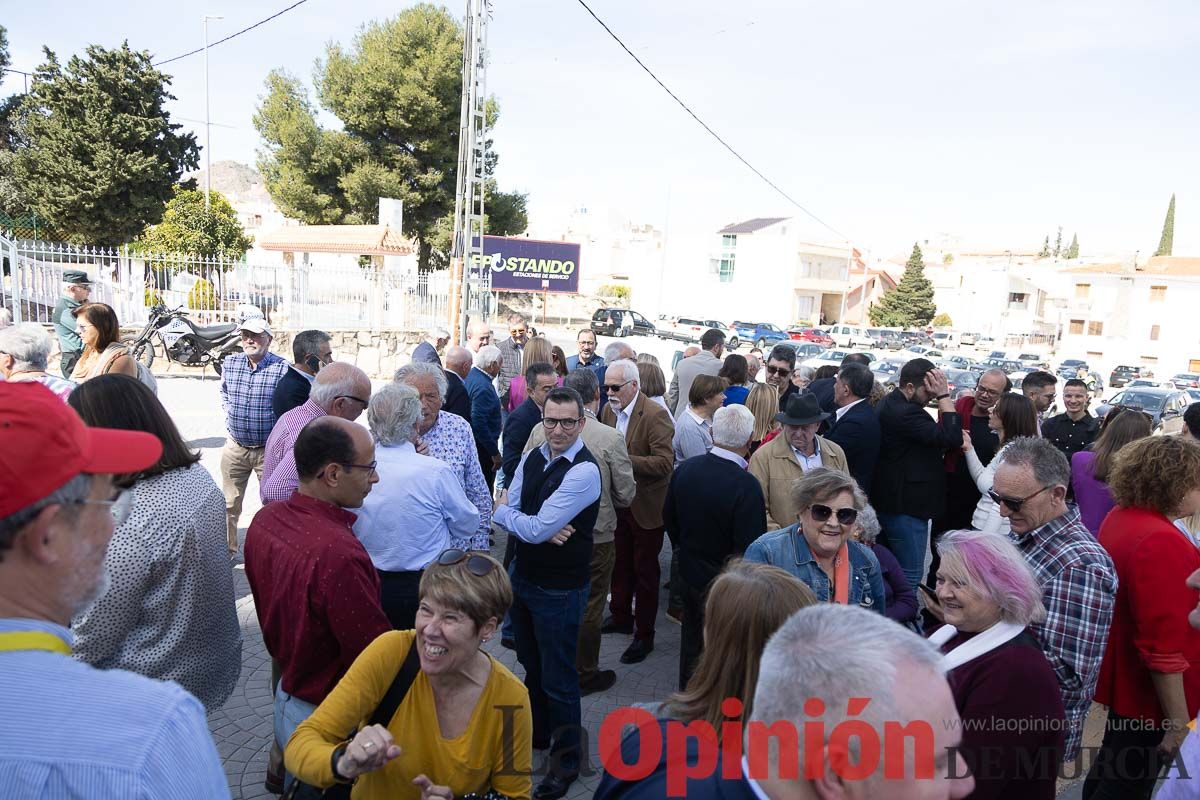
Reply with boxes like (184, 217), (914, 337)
(987, 485), (1052, 513)
(436, 548), (497, 577)
(809, 504), (858, 526)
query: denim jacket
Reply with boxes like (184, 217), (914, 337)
(744, 523), (887, 613)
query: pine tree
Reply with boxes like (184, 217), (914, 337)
(1038, 236), (1051, 258)
(1053, 226), (1063, 258)
(868, 243), (937, 327)
(1154, 194), (1175, 257)
(1066, 233), (1079, 259)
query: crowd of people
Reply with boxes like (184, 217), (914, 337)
(4, 293), (1200, 800)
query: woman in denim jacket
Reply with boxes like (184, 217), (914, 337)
(744, 467), (886, 613)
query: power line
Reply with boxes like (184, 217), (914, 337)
(153, 0), (310, 67)
(570, 0), (849, 242)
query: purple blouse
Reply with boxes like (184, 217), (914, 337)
(1071, 451), (1115, 536)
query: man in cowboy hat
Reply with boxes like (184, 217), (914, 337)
(52, 269), (92, 377)
(748, 393), (849, 530)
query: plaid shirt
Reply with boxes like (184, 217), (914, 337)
(422, 411), (492, 550)
(1011, 508), (1117, 760)
(496, 338), (524, 401)
(220, 352), (287, 447)
(259, 400), (326, 504)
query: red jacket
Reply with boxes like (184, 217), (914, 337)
(1095, 506), (1200, 722)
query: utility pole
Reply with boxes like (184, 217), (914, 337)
(837, 241), (853, 324)
(203, 15), (223, 213)
(449, 0), (491, 343)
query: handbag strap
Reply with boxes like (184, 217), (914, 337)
(367, 639), (421, 727)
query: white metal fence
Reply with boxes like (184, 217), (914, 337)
(0, 237), (471, 331)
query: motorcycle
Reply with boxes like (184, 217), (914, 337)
(121, 303), (244, 376)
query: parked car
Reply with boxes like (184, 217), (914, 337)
(973, 336), (997, 352)
(775, 341), (825, 361)
(870, 359), (903, 390)
(702, 320), (741, 350)
(656, 316), (706, 342)
(944, 369), (980, 400)
(902, 345), (945, 360)
(875, 329), (906, 350)
(1126, 379), (1167, 389)
(733, 321), (789, 349)
(1097, 387), (1193, 435)
(1016, 353), (1050, 370)
(938, 355), (975, 370)
(1109, 365), (1153, 388)
(930, 331), (957, 349)
(959, 332), (979, 347)
(1056, 359), (1089, 380)
(787, 327), (834, 347)
(983, 358), (1025, 373)
(591, 307), (656, 337)
(1171, 372), (1200, 390)
(801, 349), (878, 370)
(827, 324), (878, 349)
(1186, 388), (1200, 404)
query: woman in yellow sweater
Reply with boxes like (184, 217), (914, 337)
(286, 550), (533, 799)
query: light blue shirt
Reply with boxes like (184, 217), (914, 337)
(494, 436), (601, 544)
(353, 441), (480, 570)
(0, 618), (231, 799)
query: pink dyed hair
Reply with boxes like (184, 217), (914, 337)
(937, 529), (1046, 625)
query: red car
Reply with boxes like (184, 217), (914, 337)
(788, 327), (834, 347)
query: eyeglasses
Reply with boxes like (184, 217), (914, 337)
(603, 380), (633, 393)
(70, 489), (133, 526)
(335, 395), (370, 407)
(809, 504), (858, 526)
(338, 461), (378, 475)
(436, 548), (497, 577)
(987, 485), (1052, 513)
(974, 386), (1001, 397)
(543, 416), (582, 431)
(766, 366), (791, 377)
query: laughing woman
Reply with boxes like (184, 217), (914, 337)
(285, 551), (532, 799)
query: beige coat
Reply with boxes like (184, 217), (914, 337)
(600, 392), (675, 529)
(748, 432), (849, 530)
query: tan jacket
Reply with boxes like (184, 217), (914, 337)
(748, 433), (849, 530)
(524, 408), (636, 543)
(600, 392), (675, 529)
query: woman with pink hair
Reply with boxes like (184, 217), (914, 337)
(928, 529), (1066, 800)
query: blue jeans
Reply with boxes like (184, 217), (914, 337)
(273, 686), (318, 790)
(877, 513), (930, 591)
(508, 566), (588, 778)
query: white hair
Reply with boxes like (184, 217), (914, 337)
(367, 383), (423, 447)
(0, 308), (12, 328)
(475, 344), (502, 370)
(394, 361), (448, 400)
(429, 326), (450, 340)
(752, 605), (943, 769)
(712, 404), (754, 449)
(308, 363), (369, 410)
(0, 323), (53, 371)
(604, 341), (635, 363)
(606, 358), (639, 385)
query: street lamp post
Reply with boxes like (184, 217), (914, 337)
(203, 15), (224, 213)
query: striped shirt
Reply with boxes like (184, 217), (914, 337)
(422, 410), (493, 550)
(220, 351), (287, 447)
(5, 372), (75, 401)
(260, 399), (326, 503)
(1011, 509), (1117, 760)
(0, 618), (231, 799)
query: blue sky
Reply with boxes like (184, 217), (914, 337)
(2, 0), (1197, 259)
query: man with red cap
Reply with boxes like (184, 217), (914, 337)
(0, 382), (230, 797)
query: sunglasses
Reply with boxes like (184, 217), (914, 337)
(809, 504), (858, 526)
(987, 485), (1051, 513)
(335, 394), (369, 407)
(766, 366), (791, 377)
(603, 380), (633, 393)
(436, 548), (497, 577)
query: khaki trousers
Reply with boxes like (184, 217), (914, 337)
(221, 440), (265, 553)
(577, 540), (616, 680)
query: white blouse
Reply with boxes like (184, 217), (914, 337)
(72, 463), (242, 711)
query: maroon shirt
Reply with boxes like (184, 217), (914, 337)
(244, 491), (391, 705)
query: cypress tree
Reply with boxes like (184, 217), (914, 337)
(1154, 194), (1175, 257)
(1066, 233), (1079, 259)
(1038, 236), (1051, 258)
(869, 243), (937, 327)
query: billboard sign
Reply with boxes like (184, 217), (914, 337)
(473, 235), (581, 294)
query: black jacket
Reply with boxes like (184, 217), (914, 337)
(806, 377), (838, 414)
(271, 367), (312, 418)
(872, 389), (962, 520)
(663, 453), (766, 590)
(443, 369), (472, 425)
(501, 397), (542, 485)
(825, 400), (882, 492)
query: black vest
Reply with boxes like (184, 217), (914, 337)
(513, 444), (600, 589)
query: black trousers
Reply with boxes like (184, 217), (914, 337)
(1082, 710), (1166, 800)
(679, 581), (706, 691)
(60, 350), (81, 378)
(378, 569), (423, 630)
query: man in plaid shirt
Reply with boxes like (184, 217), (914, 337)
(496, 313), (529, 413)
(994, 436), (1117, 761)
(220, 317), (288, 554)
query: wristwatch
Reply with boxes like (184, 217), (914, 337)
(331, 745), (352, 783)
(935, 393), (950, 401)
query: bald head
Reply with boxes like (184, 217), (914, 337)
(294, 416), (377, 508)
(444, 345), (472, 379)
(466, 318), (493, 352)
(683, 346), (701, 359)
(310, 362), (372, 421)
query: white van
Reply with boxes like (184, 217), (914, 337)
(827, 324), (876, 348)
(931, 331), (958, 349)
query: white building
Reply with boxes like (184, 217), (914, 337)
(925, 252), (1058, 346)
(1056, 256), (1200, 375)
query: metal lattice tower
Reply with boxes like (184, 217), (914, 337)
(450, 0), (491, 342)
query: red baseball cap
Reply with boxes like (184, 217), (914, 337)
(0, 382), (164, 518)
